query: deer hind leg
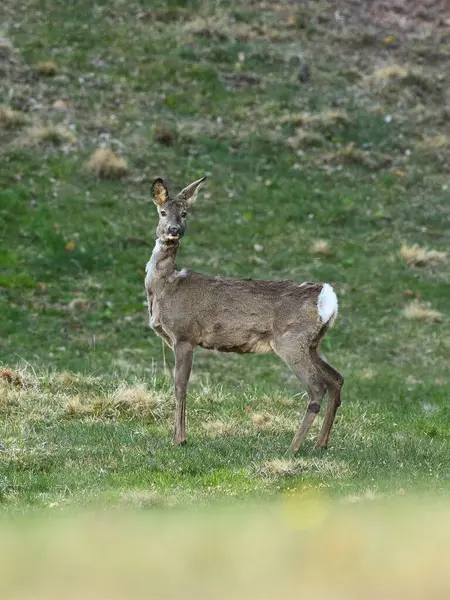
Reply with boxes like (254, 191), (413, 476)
(313, 354), (344, 449)
(173, 341), (194, 446)
(272, 334), (328, 454)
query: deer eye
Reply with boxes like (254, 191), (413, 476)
(181, 211), (187, 218)
(160, 210), (167, 217)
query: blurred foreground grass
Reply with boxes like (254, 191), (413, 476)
(1, 496), (449, 600)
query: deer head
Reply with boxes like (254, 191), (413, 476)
(151, 176), (207, 242)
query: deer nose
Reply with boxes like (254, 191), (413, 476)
(168, 226), (181, 236)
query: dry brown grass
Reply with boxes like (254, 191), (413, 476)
(403, 301), (442, 323)
(287, 130), (325, 149)
(251, 412), (272, 428)
(258, 457), (349, 479)
(0, 380), (28, 409)
(37, 61), (57, 75)
(319, 142), (391, 169)
(153, 124), (176, 145)
(119, 490), (165, 509)
(112, 384), (164, 416)
(369, 64), (409, 83)
(418, 135), (450, 151)
(400, 244), (447, 267)
(202, 419), (237, 437)
(63, 384), (167, 420)
(259, 459), (298, 477)
(285, 109), (349, 150)
(280, 112), (312, 126)
(52, 99), (71, 111)
(312, 109), (350, 132)
(0, 368), (25, 388)
(85, 148), (128, 179)
(366, 64), (433, 94)
(310, 239), (332, 257)
(53, 371), (98, 387)
(65, 396), (93, 417)
(23, 125), (77, 147)
(0, 105), (27, 128)
(184, 16), (271, 43)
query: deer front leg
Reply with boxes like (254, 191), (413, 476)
(173, 341), (194, 446)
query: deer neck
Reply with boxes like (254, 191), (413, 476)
(145, 238), (180, 291)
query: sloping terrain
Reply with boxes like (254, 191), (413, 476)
(0, 0), (449, 508)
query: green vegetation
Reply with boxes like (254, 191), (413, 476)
(1, 0), (449, 510)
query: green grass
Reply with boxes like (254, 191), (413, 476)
(1, 0), (449, 511)
(1, 368), (448, 510)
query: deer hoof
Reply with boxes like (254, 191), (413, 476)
(314, 441), (328, 450)
(173, 437), (187, 447)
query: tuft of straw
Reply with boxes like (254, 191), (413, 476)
(85, 148), (128, 179)
(400, 244), (447, 267)
(310, 239), (332, 257)
(403, 301), (442, 323)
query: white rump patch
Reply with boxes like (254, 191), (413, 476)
(317, 283), (338, 326)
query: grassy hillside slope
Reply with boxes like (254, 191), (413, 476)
(1, 0), (449, 509)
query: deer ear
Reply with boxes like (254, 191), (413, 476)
(151, 178), (169, 207)
(178, 176), (207, 206)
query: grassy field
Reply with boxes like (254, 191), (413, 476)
(1, 1), (450, 511)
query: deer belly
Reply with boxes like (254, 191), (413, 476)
(199, 326), (272, 354)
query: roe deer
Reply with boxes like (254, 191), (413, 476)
(145, 176), (343, 453)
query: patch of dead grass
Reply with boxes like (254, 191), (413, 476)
(111, 384), (166, 418)
(366, 64), (435, 95)
(63, 384), (168, 420)
(23, 125), (77, 147)
(0, 368), (26, 388)
(400, 244), (447, 267)
(251, 412), (272, 428)
(37, 61), (57, 75)
(370, 64), (409, 83)
(53, 371), (99, 388)
(202, 419), (237, 437)
(119, 490), (165, 509)
(258, 457), (349, 478)
(153, 124), (176, 145)
(259, 459), (298, 477)
(0, 105), (27, 128)
(310, 239), (332, 257)
(85, 148), (128, 179)
(280, 112), (312, 127)
(287, 130), (325, 149)
(65, 396), (93, 417)
(417, 135), (450, 151)
(312, 109), (350, 133)
(319, 142), (392, 170)
(184, 16), (271, 43)
(285, 110), (349, 150)
(403, 301), (442, 323)
(0, 383), (28, 410)
(52, 99), (71, 111)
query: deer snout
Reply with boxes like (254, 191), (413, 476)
(168, 225), (181, 237)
